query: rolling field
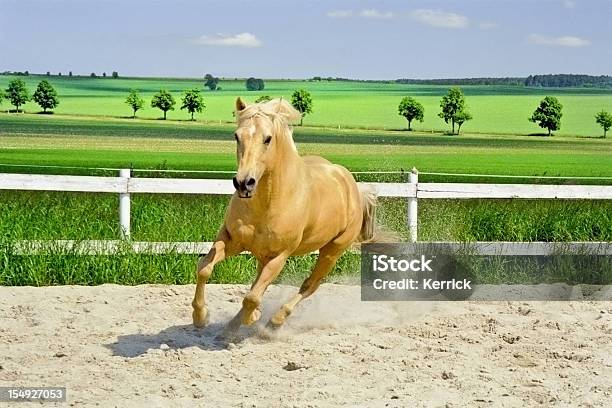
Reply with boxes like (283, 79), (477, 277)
(1, 75), (612, 136)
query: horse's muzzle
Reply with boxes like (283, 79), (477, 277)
(233, 176), (256, 198)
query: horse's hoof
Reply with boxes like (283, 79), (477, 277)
(242, 308), (262, 326)
(192, 308), (209, 328)
(265, 319), (283, 331)
(267, 306), (290, 329)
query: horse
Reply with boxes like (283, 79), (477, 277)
(191, 97), (377, 333)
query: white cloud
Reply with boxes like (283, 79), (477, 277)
(528, 34), (591, 47)
(359, 9), (394, 19)
(479, 21), (498, 30)
(411, 9), (469, 29)
(192, 33), (262, 48)
(326, 9), (394, 19)
(562, 0), (575, 9)
(326, 10), (353, 18)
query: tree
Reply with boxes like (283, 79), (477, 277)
(5, 79), (30, 112)
(438, 87), (468, 134)
(291, 89), (313, 126)
(0, 89), (4, 107)
(398, 97), (424, 131)
(112, 71), (119, 78)
(204, 74), (219, 91)
(102, 72), (107, 77)
(255, 95), (272, 103)
(90, 73), (97, 78)
(150, 89), (175, 119)
(32, 80), (59, 113)
(595, 110), (612, 138)
(180, 88), (205, 120)
(454, 110), (473, 135)
(125, 89), (144, 118)
(529, 96), (563, 136)
(68, 71), (73, 77)
(246, 77), (265, 91)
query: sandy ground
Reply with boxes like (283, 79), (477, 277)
(0, 284), (611, 408)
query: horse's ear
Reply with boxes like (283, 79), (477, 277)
(235, 97), (246, 112)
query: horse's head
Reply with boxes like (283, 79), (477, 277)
(232, 97), (301, 198)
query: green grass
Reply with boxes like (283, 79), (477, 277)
(0, 190), (611, 286)
(1, 75), (611, 136)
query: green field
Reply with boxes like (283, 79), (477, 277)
(0, 114), (611, 184)
(1, 75), (612, 137)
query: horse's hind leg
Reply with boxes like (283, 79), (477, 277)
(192, 227), (239, 328)
(267, 245), (344, 329)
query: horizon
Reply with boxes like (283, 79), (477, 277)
(1, 0), (611, 79)
(3, 71), (612, 82)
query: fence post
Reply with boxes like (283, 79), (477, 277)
(119, 168), (131, 239)
(408, 168), (418, 242)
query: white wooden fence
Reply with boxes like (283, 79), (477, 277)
(2, 169), (612, 254)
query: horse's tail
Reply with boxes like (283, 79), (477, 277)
(357, 183), (378, 242)
(357, 183), (400, 244)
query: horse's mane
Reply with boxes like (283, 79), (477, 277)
(236, 98), (302, 125)
(235, 98), (302, 151)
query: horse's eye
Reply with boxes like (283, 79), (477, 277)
(234, 133), (239, 142)
(264, 136), (272, 145)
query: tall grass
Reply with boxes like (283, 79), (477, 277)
(0, 191), (610, 286)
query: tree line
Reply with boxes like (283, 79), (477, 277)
(396, 74), (612, 88)
(125, 89), (205, 120)
(398, 87), (612, 137)
(124, 88), (314, 123)
(525, 74), (612, 88)
(1, 79), (610, 137)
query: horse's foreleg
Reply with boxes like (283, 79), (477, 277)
(225, 254), (288, 333)
(267, 248), (342, 329)
(192, 228), (238, 328)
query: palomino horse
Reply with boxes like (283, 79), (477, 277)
(192, 97), (376, 333)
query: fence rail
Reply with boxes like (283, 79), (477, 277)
(2, 169), (612, 245)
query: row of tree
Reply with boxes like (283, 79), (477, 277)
(0, 79), (59, 112)
(88, 72), (119, 78)
(124, 88), (315, 124)
(2, 71), (120, 78)
(125, 89), (205, 120)
(396, 74), (612, 88)
(398, 88), (473, 135)
(398, 87), (612, 137)
(0, 78), (313, 124)
(2, 79), (609, 136)
(524, 74), (612, 88)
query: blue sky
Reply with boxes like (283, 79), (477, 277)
(1, 0), (610, 79)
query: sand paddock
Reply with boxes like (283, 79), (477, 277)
(0, 284), (610, 407)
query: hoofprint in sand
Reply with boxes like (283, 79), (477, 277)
(1, 284), (610, 407)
